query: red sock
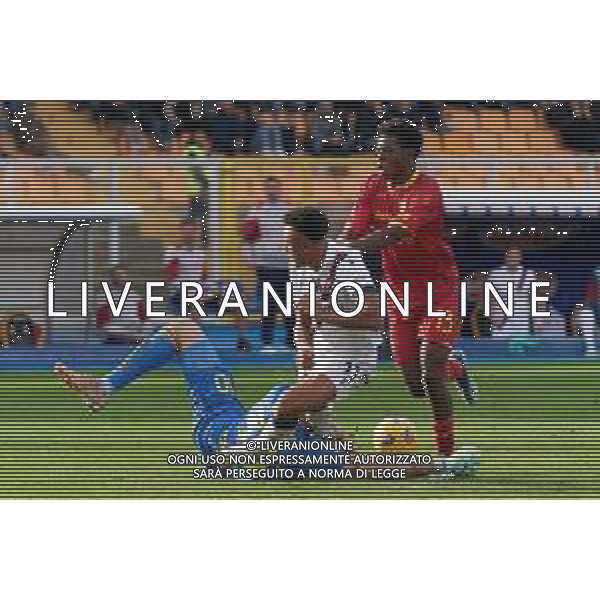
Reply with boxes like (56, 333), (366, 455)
(445, 356), (464, 381)
(433, 418), (455, 457)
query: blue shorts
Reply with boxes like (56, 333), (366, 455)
(191, 378), (291, 453)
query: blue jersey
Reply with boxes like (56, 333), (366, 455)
(178, 337), (291, 452)
(187, 367), (289, 453)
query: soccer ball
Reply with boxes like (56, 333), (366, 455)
(372, 417), (418, 453)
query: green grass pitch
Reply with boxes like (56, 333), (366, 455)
(1, 362), (599, 498)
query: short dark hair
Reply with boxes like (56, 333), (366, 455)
(378, 119), (423, 154)
(285, 206), (329, 241)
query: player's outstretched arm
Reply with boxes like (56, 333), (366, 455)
(347, 221), (406, 250)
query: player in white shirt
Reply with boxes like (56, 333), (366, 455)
(487, 247), (537, 338)
(532, 271), (567, 339)
(163, 217), (211, 315)
(282, 206), (383, 438)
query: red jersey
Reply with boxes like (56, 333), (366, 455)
(347, 172), (458, 285)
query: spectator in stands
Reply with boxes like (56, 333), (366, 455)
(309, 101), (345, 153)
(543, 101), (600, 153)
(8, 102), (50, 156)
(96, 265), (146, 344)
(164, 101), (205, 138)
(95, 101), (148, 156)
(242, 176), (294, 351)
(573, 272), (600, 356)
(355, 101), (382, 150)
(129, 101), (172, 149)
(333, 101), (361, 151)
(0, 102), (19, 156)
(532, 271), (566, 338)
(231, 102), (258, 153)
(487, 247), (537, 338)
(163, 217), (209, 315)
(252, 102), (286, 154)
(206, 101), (256, 154)
(282, 101), (309, 153)
(574, 303), (599, 357)
(411, 101), (444, 131)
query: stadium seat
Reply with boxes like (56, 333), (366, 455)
(440, 132), (474, 153)
(476, 107), (511, 129)
(506, 108), (539, 130)
(31, 101), (116, 156)
(439, 107), (479, 153)
(526, 131), (563, 153)
(442, 107), (479, 130)
(497, 129), (533, 154)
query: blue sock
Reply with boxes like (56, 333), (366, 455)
(104, 331), (177, 393)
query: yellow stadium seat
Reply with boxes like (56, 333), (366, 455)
(471, 130), (503, 154)
(506, 108), (539, 129)
(526, 129), (564, 153)
(442, 107), (479, 130)
(31, 101), (116, 156)
(440, 132), (474, 153)
(476, 108), (511, 129)
(497, 130), (531, 153)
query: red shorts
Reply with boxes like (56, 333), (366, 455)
(385, 278), (461, 364)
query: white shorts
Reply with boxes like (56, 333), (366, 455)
(300, 342), (379, 391)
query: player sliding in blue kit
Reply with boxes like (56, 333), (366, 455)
(54, 318), (324, 453)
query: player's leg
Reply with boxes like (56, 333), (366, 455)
(446, 350), (479, 406)
(421, 341), (455, 457)
(241, 343), (375, 445)
(109, 317), (245, 452)
(388, 312), (425, 397)
(418, 304), (464, 458)
(309, 340), (380, 440)
(419, 312), (479, 473)
(54, 318), (219, 411)
(54, 322), (185, 411)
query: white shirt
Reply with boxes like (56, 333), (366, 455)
(246, 200), (290, 268)
(488, 265), (537, 335)
(163, 246), (206, 285)
(291, 240), (381, 348)
(533, 305), (566, 337)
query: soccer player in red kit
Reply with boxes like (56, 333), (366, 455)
(345, 119), (478, 464)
